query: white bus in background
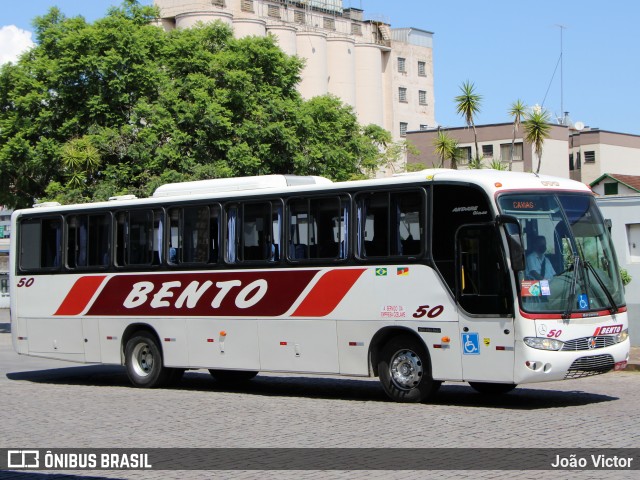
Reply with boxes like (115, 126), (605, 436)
(10, 170), (630, 402)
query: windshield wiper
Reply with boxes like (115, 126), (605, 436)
(584, 261), (619, 315)
(563, 255), (580, 320)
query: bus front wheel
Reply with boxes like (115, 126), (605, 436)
(125, 332), (171, 388)
(378, 335), (440, 403)
(468, 382), (517, 395)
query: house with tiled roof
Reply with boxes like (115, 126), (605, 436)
(590, 173), (640, 196)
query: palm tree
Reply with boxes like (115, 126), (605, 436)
(61, 136), (101, 188)
(433, 130), (454, 168)
(508, 99), (526, 171)
(523, 108), (551, 174)
(455, 80), (482, 161)
(447, 138), (461, 170)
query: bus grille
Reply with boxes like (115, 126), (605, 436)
(565, 354), (614, 379)
(561, 336), (616, 351)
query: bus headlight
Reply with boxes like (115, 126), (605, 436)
(614, 329), (629, 344)
(523, 337), (564, 351)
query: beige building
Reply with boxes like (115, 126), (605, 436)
(408, 123), (640, 183)
(407, 123), (571, 178)
(154, 0), (435, 145)
(569, 129), (640, 185)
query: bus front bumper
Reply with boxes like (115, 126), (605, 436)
(514, 338), (630, 384)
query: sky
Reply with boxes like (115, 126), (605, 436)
(1, 0), (639, 135)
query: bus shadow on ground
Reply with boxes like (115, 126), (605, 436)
(6, 366), (618, 409)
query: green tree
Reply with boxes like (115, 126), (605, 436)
(489, 158), (507, 170)
(61, 136), (101, 189)
(455, 80), (482, 162)
(508, 99), (526, 171)
(523, 108), (552, 174)
(0, 1), (388, 207)
(433, 130), (455, 168)
(447, 139), (461, 170)
(406, 162), (427, 172)
(294, 95), (386, 180)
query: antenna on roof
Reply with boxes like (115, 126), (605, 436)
(557, 24), (566, 118)
(541, 25), (567, 117)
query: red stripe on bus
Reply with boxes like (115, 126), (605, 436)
(292, 269), (366, 317)
(519, 305), (627, 320)
(54, 276), (107, 316)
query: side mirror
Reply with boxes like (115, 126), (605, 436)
(496, 215), (525, 272)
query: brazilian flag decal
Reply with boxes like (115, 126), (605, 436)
(375, 268), (388, 277)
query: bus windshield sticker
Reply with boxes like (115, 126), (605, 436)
(577, 293), (590, 310)
(521, 280), (541, 297)
(539, 280), (551, 296)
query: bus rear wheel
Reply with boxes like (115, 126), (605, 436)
(378, 335), (440, 403)
(468, 382), (517, 395)
(125, 332), (171, 388)
(208, 369), (259, 383)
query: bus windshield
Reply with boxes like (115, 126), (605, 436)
(498, 193), (625, 314)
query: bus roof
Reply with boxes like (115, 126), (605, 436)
(152, 174), (333, 198)
(16, 169), (591, 215)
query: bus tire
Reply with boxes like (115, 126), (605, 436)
(468, 382), (517, 395)
(208, 369), (259, 383)
(378, 335), (440, 403)
(124, 332), (170, 388)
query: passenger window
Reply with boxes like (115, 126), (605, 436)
(66, 214), (110, 268)
(356, 190), (424, 258)
(19, 217), (62, 270)
(226, 201), (281, 263)
(115, 209), (163, 267)
(287, 196), (349, 261)
(432, 185), (493, 292)
(168, 205), (219, 265)
(456, 224), (511, 315)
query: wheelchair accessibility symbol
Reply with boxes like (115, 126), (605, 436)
(462, 332), (480, 355)
(577, 294), (589, 310)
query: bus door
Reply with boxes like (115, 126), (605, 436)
(455, 223), (515, 382)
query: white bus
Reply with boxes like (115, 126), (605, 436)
(10, 170), (630, 402)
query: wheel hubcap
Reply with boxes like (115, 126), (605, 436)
(132, 342), (153, 377)
(390, 348), (423, 390)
